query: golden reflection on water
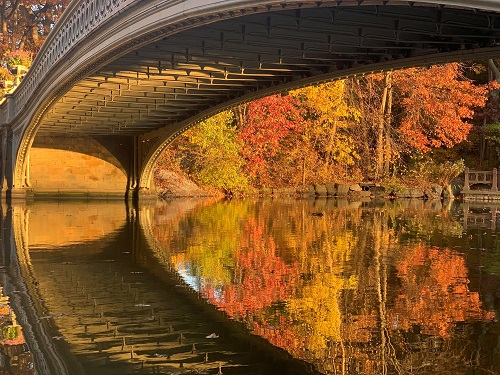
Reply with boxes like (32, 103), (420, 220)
(27, 202), (127, 248)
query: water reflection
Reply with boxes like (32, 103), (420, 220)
(2, 198), (500, 374)
(148, 198), (499, 374)
(7, 200), (311, 375)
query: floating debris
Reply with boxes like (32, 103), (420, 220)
(40, 313), (65, 320)
(153, 353), (168, 358)
(206, 333), (219, 339)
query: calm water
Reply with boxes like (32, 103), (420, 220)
(1, 198), (500, 374)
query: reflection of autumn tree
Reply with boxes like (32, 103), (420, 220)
(202, 217), (299, 318)
(394, 245), (494, 338)
(203, 201), (359, 372)
(171, 200), (253, 287)
(249, 231), (358, 366)
(149, 199), (497, 375)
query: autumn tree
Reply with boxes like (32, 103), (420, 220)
(237, 94), (303, 187)
(393, 63), (488, 153)
(290, 81), (360, 184)
(345, 73), (395, 180)
(345, 64), (489, 182)
(0, 0), (70, 55)
(184, 111), (249, 194)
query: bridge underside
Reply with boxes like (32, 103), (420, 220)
(29, 3), (500, 198)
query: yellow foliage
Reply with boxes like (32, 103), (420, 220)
(290, 81), (360, 168)
(290, 81), (360, 127)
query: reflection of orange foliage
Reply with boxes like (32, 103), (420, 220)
(201, 218), (298, 318)
(395, 245), (495, 337)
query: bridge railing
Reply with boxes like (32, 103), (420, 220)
(0, 0), (136, 126)
(463, 168), (498, 191)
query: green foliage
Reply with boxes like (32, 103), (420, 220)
(186, 111), (250, 194)
(1, 326), (18, 340)
(407, 155), (465, 186)
(4, 50), (32, 68)
(485, 122), (500, 158)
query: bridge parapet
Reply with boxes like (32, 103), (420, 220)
(461, 168), (500, 201)
(464, 168), (498, 192)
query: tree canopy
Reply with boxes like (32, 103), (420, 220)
(157, 63), (492, 192)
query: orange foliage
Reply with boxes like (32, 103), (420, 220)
(393, 64), (488, 152)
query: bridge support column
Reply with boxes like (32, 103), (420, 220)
(126, 136), (140, 203)
(3, 125), (35, 203)
(464, 168), (470, 191)
(493, 168), (498, 192)
(129, 135), (158, 203)
(0, 129), (9, 200)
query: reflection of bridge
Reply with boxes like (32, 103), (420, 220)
(1, 1), (500, 200)
(0, 201), (312, 374)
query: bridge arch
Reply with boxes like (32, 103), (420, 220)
(3, 0), (500, 199)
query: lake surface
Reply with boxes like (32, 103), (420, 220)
(1, 197), (499, 374)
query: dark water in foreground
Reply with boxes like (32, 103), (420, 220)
(1, 198), (500, 374)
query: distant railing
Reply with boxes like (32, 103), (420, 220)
(463, 168), (498, 191)
(462, 202), (500, 230)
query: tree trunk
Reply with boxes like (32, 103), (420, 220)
(1, 1), (6, 35)
(383, 81), (393, 175)
(483, 59), (500, 167)
(488, 59), (500, 83)
(375, 72), (392, 181)
(352, 78), (372, 178)
(302, 158), (306, 185)
(233, 105), (246, 129)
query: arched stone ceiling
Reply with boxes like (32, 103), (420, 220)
(36, 2), (500, 139)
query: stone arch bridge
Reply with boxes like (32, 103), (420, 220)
(1, 0), (500, 200)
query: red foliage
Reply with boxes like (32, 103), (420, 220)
(238, 94), (303, 183)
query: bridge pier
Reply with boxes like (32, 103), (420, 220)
(0, 127), (26, 203)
